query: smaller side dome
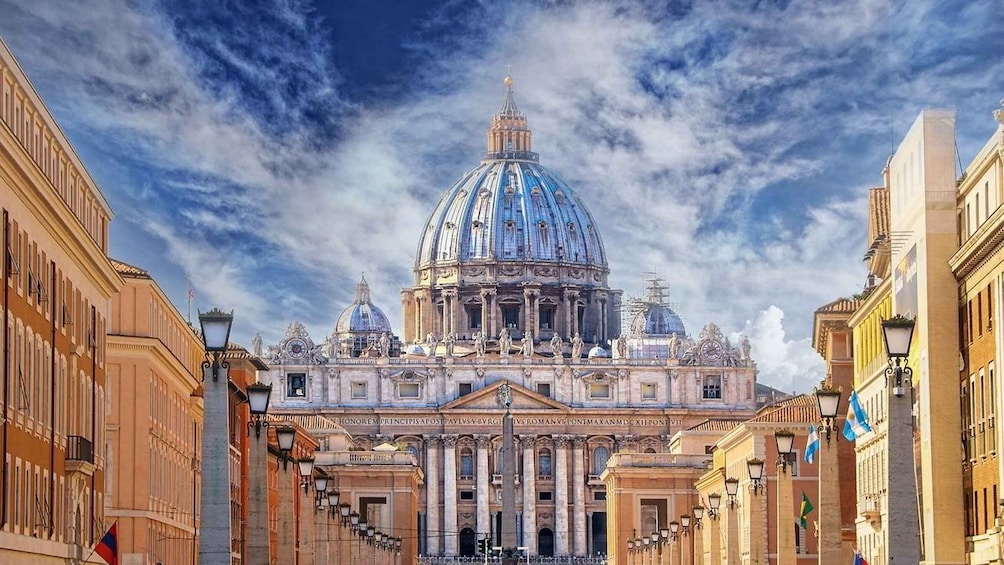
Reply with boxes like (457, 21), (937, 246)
(631, 305), (687, 337)
(335, 275), (393, 334)
(334, 274), (398, 358)
(587, 345), (610, 359)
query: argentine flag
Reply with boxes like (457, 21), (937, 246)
(804, 424), (819, 464)
(842, 390), (873, 441)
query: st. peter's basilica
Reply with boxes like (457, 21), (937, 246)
(258, 75), (760, 558)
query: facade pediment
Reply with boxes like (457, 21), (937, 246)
(441, 380), (569, 412)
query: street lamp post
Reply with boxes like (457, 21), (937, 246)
(814, 383), (843, 564)
(746, 457), (767, 565)
(691, 506), (704, 565)
(246, 382), (274, 565)
(314, 475), (329, 565)
(774, 430), (796, 565)
(669, 522), (679, 565)
(197, 308), (234, 565)
(296, 457), (316, 564)
(680, 515), (691, 565)
(275, 425), (298, 565)
(881, 316), (921, 564)
(706, 493), (722, 565)
(724, 477), (740, 564)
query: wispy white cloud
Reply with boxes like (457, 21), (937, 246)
(1, 0), (1000, 390)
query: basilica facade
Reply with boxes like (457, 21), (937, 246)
(259, 76), (759, 558)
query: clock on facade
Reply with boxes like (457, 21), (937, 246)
(286, 338), (307, 358)
(700, 340), (724, 360)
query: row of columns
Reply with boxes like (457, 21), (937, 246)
(425, 434), (589, 556)
(409, 287), (609, 342)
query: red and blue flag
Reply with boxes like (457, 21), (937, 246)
(95, 522), (118, 565)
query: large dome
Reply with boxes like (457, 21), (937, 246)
(399, 75), (623, 345)
(335, 275), (392, 334)
(415, 160), (607, 269)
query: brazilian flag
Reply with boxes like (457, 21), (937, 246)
(799, 492), (814, 528)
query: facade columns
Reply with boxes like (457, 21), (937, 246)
(479, 290), (490, 339)
(596, 291), (608, 343)
(776, 464), (795, 565)
(563, 289), (579, 339)
(572, 437), (586, 555)
(476, 435), (491, 537)
(523, 290), (532, 335)
(554, 435), (570, 555)
(443, 288), (457, 337)
(443, 435), (459, 555)
(425, 436), (441, 555)
(521, 435), (538, 554)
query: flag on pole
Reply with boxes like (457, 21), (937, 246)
(804, 424), (819, 464)
(799, 492), (814, 529)
(843, 390), (873, 441)
(853, 550), (870, 565)
(95, 522), (118, 565)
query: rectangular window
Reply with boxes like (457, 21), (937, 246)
(459, 490), (474, 501)
(703, 376), (722, 399)
(538, 491), (553, 501)
(286, 373), (306, 397)
(641, 383), (656, 400)
(588, 383), (610, 399)
(468, 308), (482, 330)
(458, 383), (473, 396)
(988, 283), (994, 331)
(536, 383), (552, 398)
(979, 293), (984, 337)
(351, 382), (367, 399)
(540, 307), (555, 330)
(502, 306), (519, 329)
(398, 383), (420, 398)
(593, 491), (607, 501)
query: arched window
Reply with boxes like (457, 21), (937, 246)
(497, 447), (504, 472)
(407, 445), (420, 464)
(593, 446), (610, 476)
(643, 447), (656, 454)
(538, 448), (552, 477)
(460, 448), (474, 478)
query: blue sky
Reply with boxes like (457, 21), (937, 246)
(1, 0), (1002, 392)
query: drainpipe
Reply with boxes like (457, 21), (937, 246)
(90, 305), (97, 543)
(49, 261), (56, 536)
(2, 210), (10, 529)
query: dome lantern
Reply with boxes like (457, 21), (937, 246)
(485, 74), (538, 163)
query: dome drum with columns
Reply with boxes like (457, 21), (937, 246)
(402, 75), (621, 345)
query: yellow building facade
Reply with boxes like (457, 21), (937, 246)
(949, 104), (1004, 564)
(105, 259), (205, 565)
(1, 37), (123, 564)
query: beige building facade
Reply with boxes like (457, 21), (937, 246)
(1, 37), (122, 564)
(105, 259), (205, 565)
